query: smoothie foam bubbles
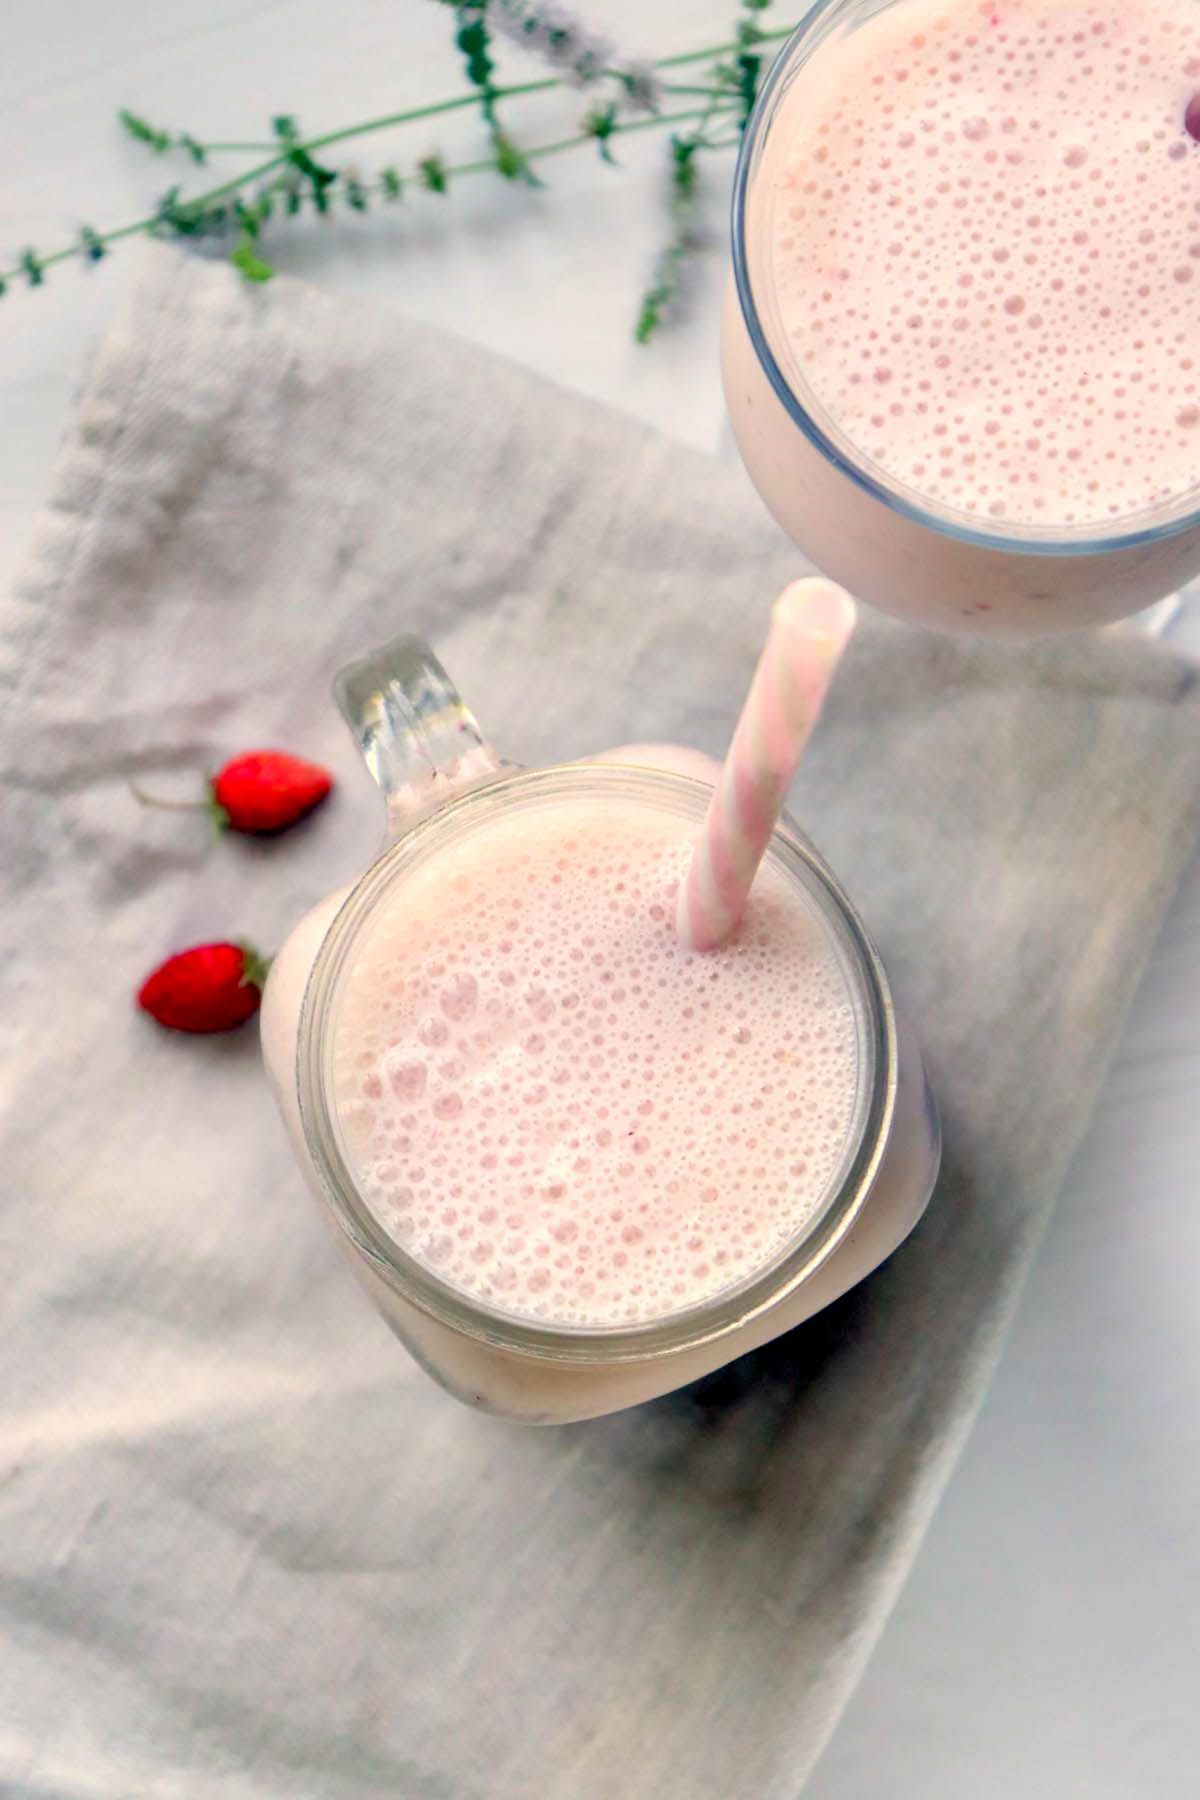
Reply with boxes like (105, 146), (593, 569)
(762, 0), (1200, 526)
(330, 794), (862, 1329)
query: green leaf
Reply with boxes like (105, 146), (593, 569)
(455, 9), (497, 123)
(234, 197), (260, 239)
(20, 248), (44, 287)
(285, 144), (340, 209)
(669, 135), (700, 200)
(180, 133), (207, 166)
(380, 165), (404, 201)
(230, 237), (275, 283)
(493, 131), (542, 187)
(583, 103), (619, 166)
(271, 114), (299, 142)
(419, 154), (448, 195)
(236, 942), (273, 989)
(456, 15), (495, 90)
(79, 225), (106, 263)
(634, 286), (667, 344)
(345, 176), (369, 212)
(735, 49), (763, 124)
(287, 146), (337, 187)
(119, 107), (170, 153)
(153, 186), (227, 239)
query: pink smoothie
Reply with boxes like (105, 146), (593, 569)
(762, 0), (1200, 527)
(330, 794), (861, 1329)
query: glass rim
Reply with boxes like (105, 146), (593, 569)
(296, 762), (899, 1366)
(731, 4), (1200, 560)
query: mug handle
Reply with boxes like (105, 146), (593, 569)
(333, 636), (507, 843)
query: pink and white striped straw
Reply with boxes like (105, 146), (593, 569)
(676, 578), (858, 952)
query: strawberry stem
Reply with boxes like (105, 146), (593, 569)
(204, 782), (232, 833)
(238, 943), (273, 990)
(129, 779), (207, 813)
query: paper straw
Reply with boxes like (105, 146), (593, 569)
(676, 578), (857, 952)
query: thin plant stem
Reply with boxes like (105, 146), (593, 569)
(303, 76), (561, 154)
(437, 104), (740, 178)
(2, 26), (794, 288)
(128, 781), (205, 812)
(5, 103), (740, 283)
(655, 29), (792, 69)
(661, 82), (734, 98)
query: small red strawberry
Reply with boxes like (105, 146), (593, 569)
(137, 942), (270, 1034)
(131, 749), (333, 836)
(209, 750), (332, 834)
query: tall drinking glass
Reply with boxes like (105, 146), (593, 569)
(722, 0), (1200, 633)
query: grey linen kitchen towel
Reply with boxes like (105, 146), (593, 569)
(3, 242), (1199, 1800)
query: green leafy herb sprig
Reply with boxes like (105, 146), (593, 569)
(3, 1), (790, 341)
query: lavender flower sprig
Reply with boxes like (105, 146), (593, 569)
(1, 2), (791, 341)
(634, 0), (779, 339)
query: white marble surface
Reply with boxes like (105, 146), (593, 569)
(3, 2), (1198, 1793)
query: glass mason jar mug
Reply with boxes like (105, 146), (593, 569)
(262, 638), (941, 1423)
(721, 0), (1200, 634)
